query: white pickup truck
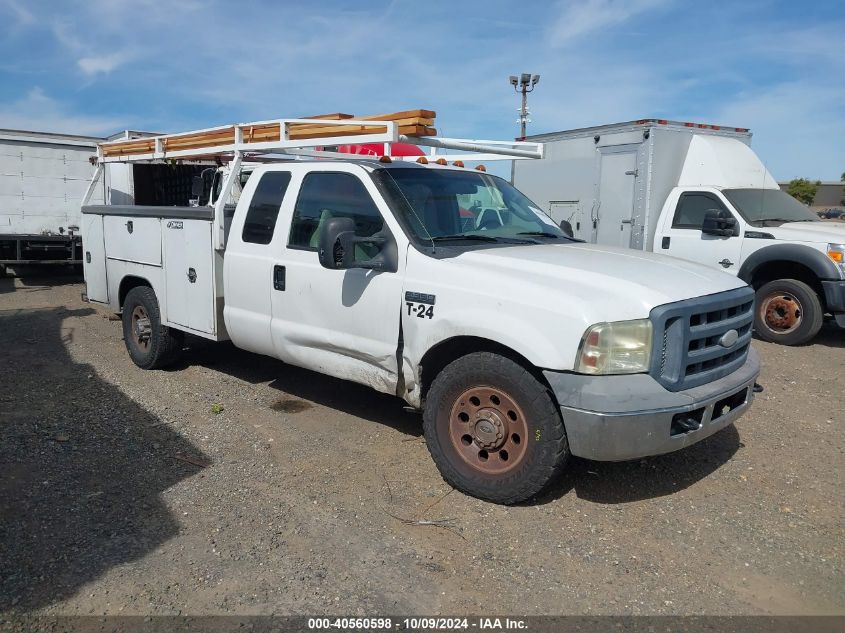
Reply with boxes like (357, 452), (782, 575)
(513, 119), (845, 345)
(81, 120), (761, 504)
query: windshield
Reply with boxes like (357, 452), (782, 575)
(371, 167), (564, 244)
(723, 188), (819, 226)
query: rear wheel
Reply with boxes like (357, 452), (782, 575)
(122, 286), (183, 369)
(754, 278), (823, 346)
(423, 352), (569, 504)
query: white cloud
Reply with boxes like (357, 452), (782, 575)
(0, 88), (125, 135)
(78, 52), (129, 75)
(547, 0), (667, 45)
(0, 0), (34, 25)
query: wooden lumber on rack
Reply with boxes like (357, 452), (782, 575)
(100, 109), (437, 157)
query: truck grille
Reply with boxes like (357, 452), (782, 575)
(649, 287), (754, 392)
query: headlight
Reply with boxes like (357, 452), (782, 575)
(827, 244), (845, 275)
(576, 319), (653, 375)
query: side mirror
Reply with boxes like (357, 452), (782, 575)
(317, 217), (397, 272)
(191, 175), (204, 197)
(702, 209), (738, 237)
(558, 219), (574, 238)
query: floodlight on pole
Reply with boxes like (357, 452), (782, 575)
(509, 71), (540, 140)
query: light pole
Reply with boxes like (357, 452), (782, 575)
(509, 73), (540, 140)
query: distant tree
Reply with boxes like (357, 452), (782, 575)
(786, 178), (819, 205)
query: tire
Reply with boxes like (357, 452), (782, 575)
(754, 278), (823, 346)
(122, 286), (184, 369)
(422, 352), (569, 504)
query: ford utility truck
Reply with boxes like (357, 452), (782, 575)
(512, 119), (845, 345)
(81, 115), (761, 504)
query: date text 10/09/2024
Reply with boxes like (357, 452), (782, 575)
(307, 618), (528, 630)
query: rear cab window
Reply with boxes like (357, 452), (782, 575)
(241, 171), (292, 244)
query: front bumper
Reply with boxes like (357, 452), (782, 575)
(822, 280), (845, 328)
(543, 348), (760, 461)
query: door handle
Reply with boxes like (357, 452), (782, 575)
(273, 265), (286, 291)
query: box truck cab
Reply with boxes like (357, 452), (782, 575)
(82, 115), (761, 504)
(513, 120), (845, 345)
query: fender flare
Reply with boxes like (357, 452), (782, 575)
(738, 243), (839, 284)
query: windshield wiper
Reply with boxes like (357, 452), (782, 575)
(516, 231), (563, 238)
(755, 218), (817, 226)
(431, 234), (501, 242)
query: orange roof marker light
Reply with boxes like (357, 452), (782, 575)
(435, 158), (447, 165)
(379, 155), (392, 163)
(416, 156), (428, 164)
(452, 160), (464, 167)
(475, 164), (486, 172)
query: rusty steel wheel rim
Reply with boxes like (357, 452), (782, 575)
(131, 305), (152, 352)
(448, 386), (529, 475)
(760, 292), (802, 334)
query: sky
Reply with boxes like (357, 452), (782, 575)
(0, 0), (843, 181)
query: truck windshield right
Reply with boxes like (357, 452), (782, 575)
(372, 168), (566, 245)
(723, 188), (820, 226)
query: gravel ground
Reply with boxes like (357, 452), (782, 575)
(0, 272), (842, 617)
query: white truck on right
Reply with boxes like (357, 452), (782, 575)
(513, 119), (845, 345)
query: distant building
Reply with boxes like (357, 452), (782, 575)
(778, 181), (845, 210)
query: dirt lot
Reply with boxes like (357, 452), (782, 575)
(0, 273), (842, 617)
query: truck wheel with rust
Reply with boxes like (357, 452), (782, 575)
(754, 278), (823, 346)
(122, 286), (184, 369)
(423, 352), (569, 504)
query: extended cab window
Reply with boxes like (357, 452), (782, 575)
(289, 172), (384, 250)
(672, 192), (730, 229)
(241, 171), (291, 244)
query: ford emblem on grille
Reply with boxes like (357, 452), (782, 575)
(718, 329), (739, 348)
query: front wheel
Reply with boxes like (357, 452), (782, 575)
(423, 352), (569, 504)
(122, 286), (184, 369)
(754, 278), (823, 345)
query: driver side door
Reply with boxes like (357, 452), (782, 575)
(269, 167), (405, 395)
(658, 189), (744, 275)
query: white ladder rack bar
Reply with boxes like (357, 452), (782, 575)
(97, 119), (543, 164)
(402, 136), (544, 160)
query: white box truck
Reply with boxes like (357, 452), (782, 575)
(512, 119), (845, 345)
(0, 128), (103, 268)
(81, 115), (761, 504)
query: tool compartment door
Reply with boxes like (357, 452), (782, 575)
(163, 219), (215, 334)
(82, 213), (108, 303)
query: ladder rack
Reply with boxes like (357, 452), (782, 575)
(97, 110), (544, 163)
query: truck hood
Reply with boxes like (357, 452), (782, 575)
(453, 242), (746, 321)
(762, 221), (845, 244)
